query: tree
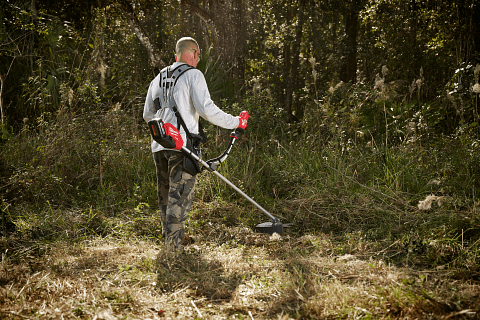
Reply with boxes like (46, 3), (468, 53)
(474, 1), (480, 65)
(181, 0), (247, 81)
(284, 0), (306, 122)
(117, 0), (166, 70)
(1, 0), (77, 126)
(339, 0), (362, 84)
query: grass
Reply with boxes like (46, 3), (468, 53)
(0, 213), (478, 319)
(1, 105), (480, 319)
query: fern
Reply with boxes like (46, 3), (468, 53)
(196, 47), (234, 99)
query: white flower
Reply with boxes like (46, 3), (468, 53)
(409, 79), (416, 94)
(416, 79), (423, 90)
(474, 64), (480, 78)
(329, 82), (344, 94)
(335, 81), (344, 90)
(418, 195), (444, 210)
(473, 83), (480, 94)
(375, 78), (384, 91)
(309, 57), (316, 68)
(382, 65), (389, 78)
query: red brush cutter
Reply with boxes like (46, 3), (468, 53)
(148, 119), (291, 234)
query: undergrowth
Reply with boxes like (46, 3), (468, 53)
(0, 93), (479, 318)
(1, 97), (480, 269)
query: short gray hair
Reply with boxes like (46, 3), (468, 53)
(175, 37), (200, 54)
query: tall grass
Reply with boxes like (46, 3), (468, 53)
(2, 107), (155, 208)
(1, 87), (479, 274)
(195, 93), (480, 271)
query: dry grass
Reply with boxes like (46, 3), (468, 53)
(1, 223), (479, 320)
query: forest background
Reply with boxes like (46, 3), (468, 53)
(1, 0), (480, 319)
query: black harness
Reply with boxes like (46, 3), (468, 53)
(153, 64), (206, 175)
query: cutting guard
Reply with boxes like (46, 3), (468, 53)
(256, 220), (292, 235)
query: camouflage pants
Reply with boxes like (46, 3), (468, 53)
(153, 150), (196, 251)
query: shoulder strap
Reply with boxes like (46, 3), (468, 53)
(154, 64), (195, 112)
(171, 64), (195, 87)
(171, 104), (192, 139)
(153, 64), (206, 144)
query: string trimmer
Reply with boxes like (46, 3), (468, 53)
(148, 119), (291, 235)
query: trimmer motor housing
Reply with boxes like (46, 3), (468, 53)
(148, 119), (177, 149)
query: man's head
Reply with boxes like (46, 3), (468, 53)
(175, 37), (200, 68)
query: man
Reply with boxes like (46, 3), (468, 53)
(143, 37), (248, 252)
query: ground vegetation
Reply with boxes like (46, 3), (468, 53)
(1, 0), (479, 318)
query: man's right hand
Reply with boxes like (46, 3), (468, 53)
(237, 111), (249, 133)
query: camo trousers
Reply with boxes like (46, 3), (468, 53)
(153, 150), (196, 251)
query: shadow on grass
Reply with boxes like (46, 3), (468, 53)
(155, 246), (242, 301)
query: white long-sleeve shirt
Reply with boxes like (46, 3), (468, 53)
(143, 62), (240, 153)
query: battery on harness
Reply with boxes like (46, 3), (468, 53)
(148, 119), (177, 149)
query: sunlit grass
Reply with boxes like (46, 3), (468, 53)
(1, 101), (479, 318)
(1, 219), (478, 319)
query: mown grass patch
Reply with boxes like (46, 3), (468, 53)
(0, 219), (478, 319)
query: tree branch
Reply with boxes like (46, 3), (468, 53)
(181, 0), (218, 41)
(181, 0), (213, 24)
(117, 0), (166, 69)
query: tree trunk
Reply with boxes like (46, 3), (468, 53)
(182, 0), (218, 50)
(339, 0), (360, 84)
(292, 0), (306, 120)
(285, 0), (306, 123)
(0, 73), (4, 125)
(409, 0), (419, 77)
(118, 0), (166, 70)
(471, 0), (480, 65)
(284, 4), (293, 121)
(231, 0), (246, 81)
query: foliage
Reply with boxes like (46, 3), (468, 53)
(1, 106), (155, 210)
(1, 1), (480, 317)
(196, 46), (235, 99)
(0, 0), (82, 127)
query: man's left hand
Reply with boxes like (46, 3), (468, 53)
(237, 111), (249, 132)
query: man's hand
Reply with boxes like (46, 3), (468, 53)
(164, 123), (184, 150)
(237, 111), (249, 133)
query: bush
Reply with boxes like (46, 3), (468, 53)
(1, 106), (155, 210)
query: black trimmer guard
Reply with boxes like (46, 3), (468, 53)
(256, 220), (292, 235)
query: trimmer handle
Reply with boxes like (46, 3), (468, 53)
(230, 127), (245, 139)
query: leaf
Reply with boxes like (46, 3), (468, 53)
(196, 47), (234, 99)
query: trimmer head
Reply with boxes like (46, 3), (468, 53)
(256, 220), (292, 235)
